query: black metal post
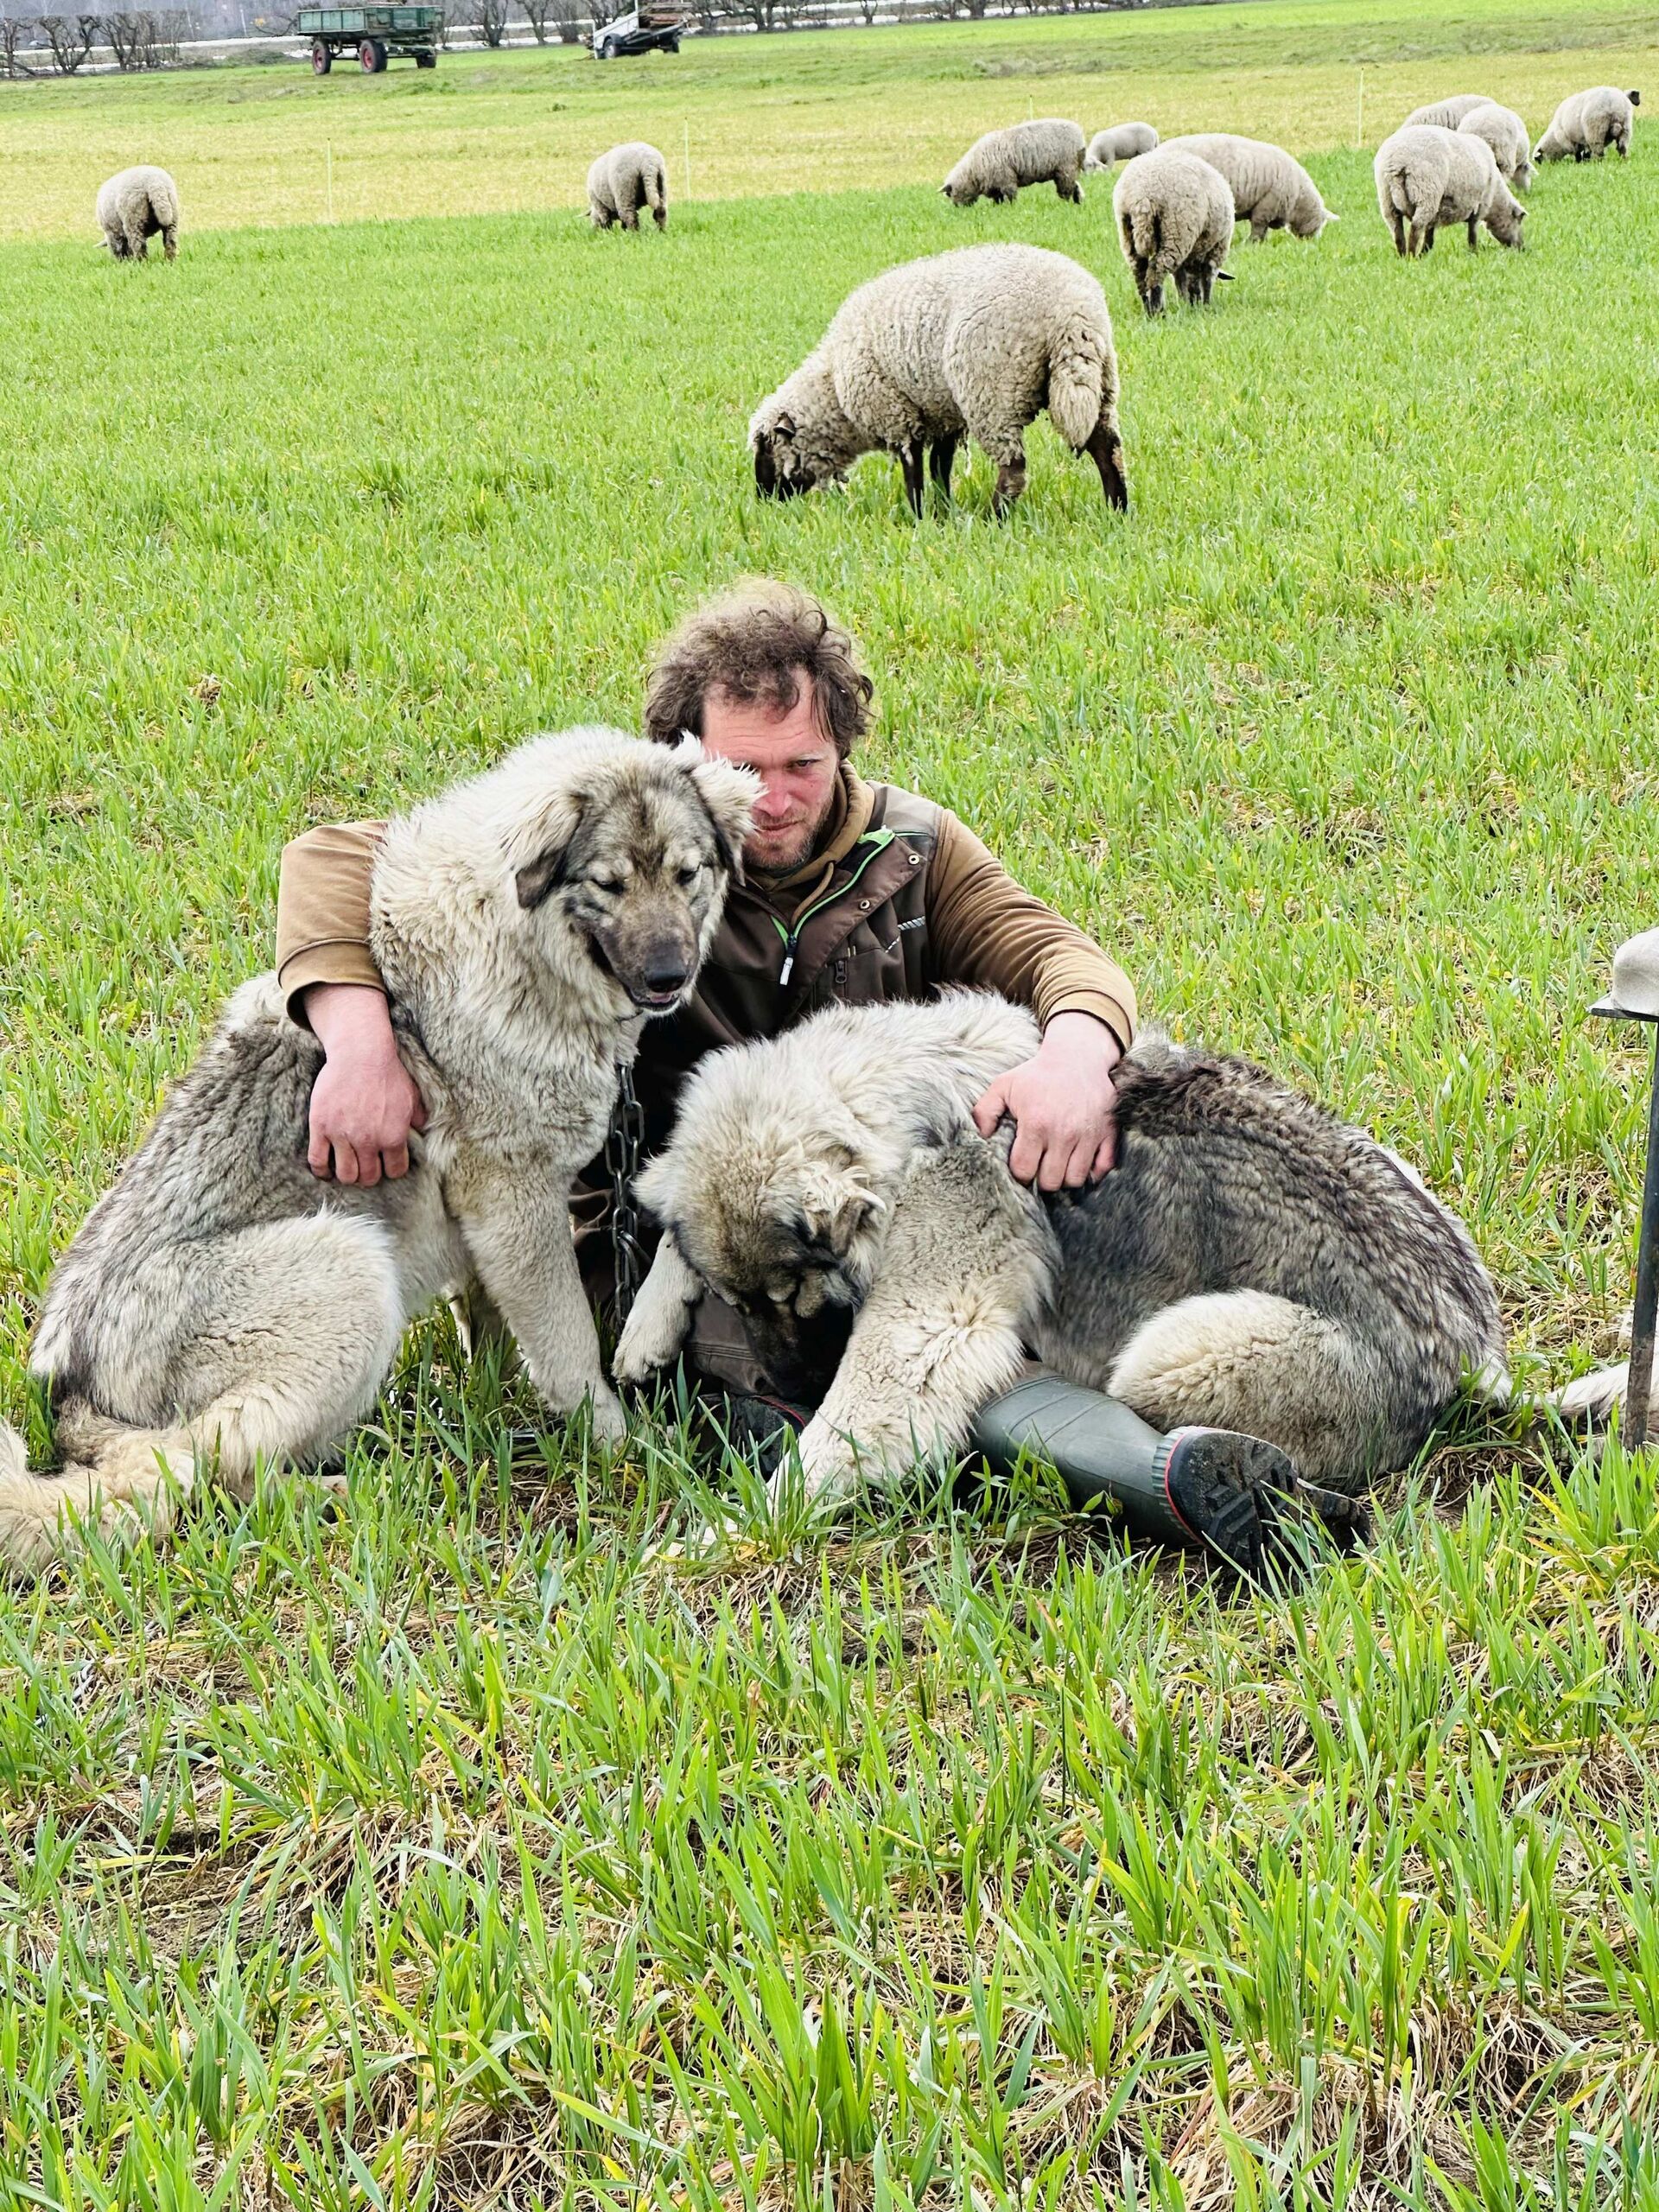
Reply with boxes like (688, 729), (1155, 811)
(1592, 1001), (1659, 1452)
(1625, 1027), (1659, 1451)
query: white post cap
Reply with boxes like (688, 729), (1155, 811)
(1611, 928), (1659, 1018)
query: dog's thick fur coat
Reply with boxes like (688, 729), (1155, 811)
(2, 728), (754, 1571)
(616, 995), (1506, 1503)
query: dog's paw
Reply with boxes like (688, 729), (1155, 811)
(586, 1386), (629, 1446)
(613, 1303), (687, 1385)
(791, 1417), (861, 1510)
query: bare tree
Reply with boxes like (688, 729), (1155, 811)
(104, 10), (147, 63)
(548, 0), (584, 40)
(0, 11), (39, 70)
(38, 11), (97, 66)
(475, 0), (508, 42)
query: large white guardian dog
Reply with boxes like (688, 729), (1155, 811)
(2, 729), (755, 1571)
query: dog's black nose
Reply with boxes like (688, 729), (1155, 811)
(640, 957), (690, 996)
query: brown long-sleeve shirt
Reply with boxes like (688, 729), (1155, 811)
(275, 765), (1136, 1049)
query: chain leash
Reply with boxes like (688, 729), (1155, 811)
(606, 1059), (648, 1331)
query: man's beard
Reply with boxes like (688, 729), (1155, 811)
(748, 809), (830, 874)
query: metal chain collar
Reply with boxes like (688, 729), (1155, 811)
(606, 1060), (648, 1330)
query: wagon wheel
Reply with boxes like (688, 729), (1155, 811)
(415, 46), (435, 63)
(311, 35), (332, 69)
(359, 35), (386, 68)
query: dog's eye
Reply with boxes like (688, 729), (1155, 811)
(591, 875), (624, 896)
(676, 862), (700, 887)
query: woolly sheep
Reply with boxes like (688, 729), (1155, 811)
(1112, 146), (1235, 314)
(941, 120), (1088, 207)
(748, 243), (1127, 520)
(1402, 95), (1492, 130)
(1373, 124), (1526, 257)
(1534, 86), (1639, 162)
(1084, 122), (1159, 172)
(587, 142), (668, 231)
(1458, 101), (1533, 192)
(1161, 132), (1337, 241)
(97, 166), (180, 262)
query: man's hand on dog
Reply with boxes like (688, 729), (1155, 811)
(973, 1010), (1122, 1191)
(304, 983), (426, 1185)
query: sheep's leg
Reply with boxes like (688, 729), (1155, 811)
(1084, 419), (1128, 512)
(125, 222), (149, 259)
(1466, 215), (1480, 250)
(162, 225), (178, 261)
(1390, 209), (1408, 257)
(1142, 275), (1165, 315)
(1250, 217), (1268, 244)
(990, 449), (1027, 519)
(897, 441), (925, 519)
(928, 435), (958, 504)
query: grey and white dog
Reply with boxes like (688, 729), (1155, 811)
(1, 728), (756, 1572)
(615, 993), (1507, 1504)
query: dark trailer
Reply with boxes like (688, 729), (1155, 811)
(301, 4), (443, 72)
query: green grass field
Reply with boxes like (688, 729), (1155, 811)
(5, 1), (1659, 2202)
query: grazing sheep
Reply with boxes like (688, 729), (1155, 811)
(1458, 100), (1533, 191)
(97, 166), (180, 261)
(748, 243), (1127, 520)
(587, 142), (668, 231)
(941, 120), (1088, 207)
(1402, 95), (1492, 130)
(1084, 122), (1159, 172)
(1161, 131), (1337, 240)
(1373, 124), (1527, 256)
(1112, 145), (1235, 314)
(1534, 86), (1639, 162)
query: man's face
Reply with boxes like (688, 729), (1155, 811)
(699, 680), (840, 874)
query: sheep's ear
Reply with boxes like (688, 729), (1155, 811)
(1324, 208), (1340, 221)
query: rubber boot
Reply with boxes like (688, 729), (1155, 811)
(970, 1372), (1369, 1579)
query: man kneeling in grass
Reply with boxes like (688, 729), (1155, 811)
(276, 578), (1295, 1557)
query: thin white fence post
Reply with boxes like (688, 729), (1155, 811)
(1356, 68), (1363, 149)
(327, 141), (334, 221)
(683, 117), (691, 198)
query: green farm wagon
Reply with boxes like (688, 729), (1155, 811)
(300, 4), (442, 72)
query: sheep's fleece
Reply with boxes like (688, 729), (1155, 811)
(1534, 86), (1639, 161)
(1373, 124), (1526, 255)
(587, 141), (668, 228)
(1084, 122), (1159, 170)
(942, 118), (1087, 205)
(1112, 145), (1235, 311)
(97, 166), (180, 260)
(1161, 132), (1336, 239)
(748, 243), (1127, 517)
(1402, 94), (1491, 130)
(1457, 101), (1532, 189)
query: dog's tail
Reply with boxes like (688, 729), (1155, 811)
(1549, 1363), (1629, 1429)
(0, 1406), (196, 1574)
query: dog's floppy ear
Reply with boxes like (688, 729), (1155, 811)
(511, 789), (588, 911)
(798, 1140), (883, 1252)
(671, 736), (759, 885)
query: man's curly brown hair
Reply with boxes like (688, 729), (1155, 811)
(644, 581), (875, 760)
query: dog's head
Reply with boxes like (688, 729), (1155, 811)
(505, 730), (758, 1016)
(638, 1086), (888, 1393)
